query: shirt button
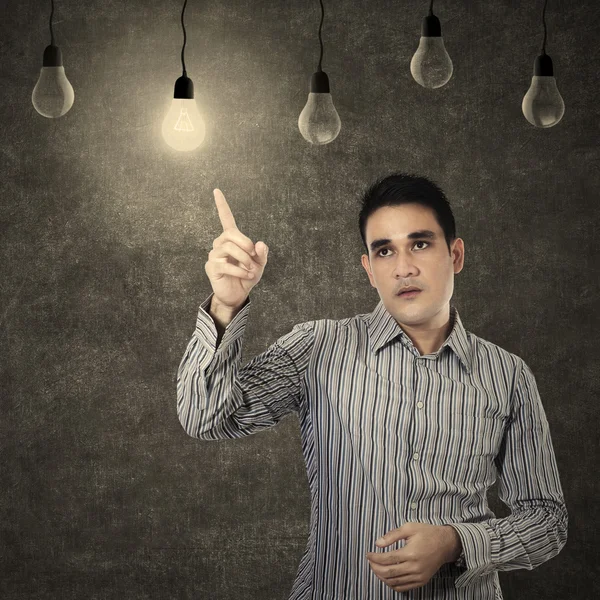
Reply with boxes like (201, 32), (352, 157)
(411, 502), (417, 509)
(417, 401), (423, 408)
(413, 452), (419, 460)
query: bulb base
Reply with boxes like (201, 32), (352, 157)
(310, 71), (330, 93)
(174, 75), (194, 99)
(534, 53), (554, 76)
(421, 14), (442, 37)
(42, 44), (63, 66)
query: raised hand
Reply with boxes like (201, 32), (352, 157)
(204, 188), (269, 310)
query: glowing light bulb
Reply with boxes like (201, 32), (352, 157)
(32, 44), (74, 118)
(298, 71), (341, 145)
(522, 53), (565, 128)
(410, 12), (453, 89)
(162, 75), (206, 151)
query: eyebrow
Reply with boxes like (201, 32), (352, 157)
(369, 230), (437, 252)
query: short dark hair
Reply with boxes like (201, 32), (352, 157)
(358, 172), (457, 256)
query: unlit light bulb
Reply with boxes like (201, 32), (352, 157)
(298, 71), (341, 145)
(410, 11), (453, 89)
(162, 75), (206, 151)
(32, 44), (74, 118)
(522, 53), (565, 128)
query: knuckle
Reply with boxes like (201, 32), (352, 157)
(220, 242), (233, 256)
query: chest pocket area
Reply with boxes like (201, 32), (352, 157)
(448, 411), (506, 458)
(444, 410), (507, 485)
(446, 379), (509, 463)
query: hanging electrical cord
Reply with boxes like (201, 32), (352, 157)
(49, 0), (55, 45)
(317, 0), (324, 72)
(541, 0), (548, 55)
(181, 0), (188, 77)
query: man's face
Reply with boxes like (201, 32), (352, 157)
(360, 203), (464, 330)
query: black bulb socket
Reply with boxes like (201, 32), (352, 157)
(174, 75), (194, 99)
(421, 14), (442, 37)
(42, 44), (63, 66)
(534, 53), (554, 76)
(309, 71), (330, 93)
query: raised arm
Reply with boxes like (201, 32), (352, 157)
(176, 188), (314, 439)
(176, 292), (314, 439)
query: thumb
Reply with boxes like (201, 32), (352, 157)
(375, 524), (409, 547)
(254, 241), (269, 265)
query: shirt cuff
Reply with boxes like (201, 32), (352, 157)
(195, 292), (252, 352)
(446, 522), (498, 588)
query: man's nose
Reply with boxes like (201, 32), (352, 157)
(393, 252), (417, 278)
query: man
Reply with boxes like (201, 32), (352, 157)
(177, 172), (567, 599)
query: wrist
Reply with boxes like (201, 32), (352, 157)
(210, 296), (245, 325)
(443, 525), (463, 563)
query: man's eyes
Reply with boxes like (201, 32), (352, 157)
(377, 241), (429, 256)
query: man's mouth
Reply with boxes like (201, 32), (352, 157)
(397, 289), (422, 298)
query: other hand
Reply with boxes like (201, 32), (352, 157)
(366, 522), (461, 593)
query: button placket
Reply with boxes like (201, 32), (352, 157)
(408, 357), (430, 514)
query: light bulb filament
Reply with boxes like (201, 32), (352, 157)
(174, 108), (194, 132)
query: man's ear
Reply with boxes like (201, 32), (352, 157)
(361, 254), (376, 288)
(452, 238), (465, 274)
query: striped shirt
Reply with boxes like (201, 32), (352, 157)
(177, 292), (568, 600)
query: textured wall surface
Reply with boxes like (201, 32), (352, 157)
(1, 0), (598, 598)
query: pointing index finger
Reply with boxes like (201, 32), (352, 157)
(214, 188), (238, 231)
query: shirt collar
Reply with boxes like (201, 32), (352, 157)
(365, 299), (473, 373)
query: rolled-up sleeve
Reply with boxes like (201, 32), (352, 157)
(176, 292), (314, 440)
(448, 358), (568, 588)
